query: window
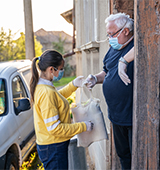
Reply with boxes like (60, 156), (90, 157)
(22, 69), (31, 87)
(12, 76), (28, 108)
(0, 79), (6, 115)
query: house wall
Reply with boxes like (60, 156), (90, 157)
(74, 0), (111, 169)
(75, 0), (135, 169)
(36, 39), (72, 54)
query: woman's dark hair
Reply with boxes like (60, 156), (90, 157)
(30, 50), (63, 102)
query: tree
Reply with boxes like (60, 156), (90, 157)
(52, 36), (65, 55)
(0, 28), (15, 61)
(12, 32), (26, 60)
(0, 28), (42, 61)
(14, 32), (42, 59)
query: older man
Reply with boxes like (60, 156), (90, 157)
(85, 13), (134, 170)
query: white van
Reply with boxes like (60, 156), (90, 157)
(0, 60), (35, 169)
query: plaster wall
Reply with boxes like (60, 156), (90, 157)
(74, 0), (111, 169)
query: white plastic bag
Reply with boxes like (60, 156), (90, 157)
(71, 85), (108, 147)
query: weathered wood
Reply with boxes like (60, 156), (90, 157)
(132, 0), (160, 169)
(110, 0), (134, 18)
(23, 0), (35, 60)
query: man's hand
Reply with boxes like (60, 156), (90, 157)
(84, 74), (97, 89)
(118, 61), (131, 85)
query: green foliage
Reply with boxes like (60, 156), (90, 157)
(67, 98), (73, 104)
(0, 28), (15, 61)
(0, 27), (42, 61)
(52, 36), (66, 55)
(20, 149), (44, 170)
(34, 36), (43, 57)
(63, 62), (76, 77)
(13, 32), (26, 59)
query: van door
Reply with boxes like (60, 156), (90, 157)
(10, 71), (34, 147)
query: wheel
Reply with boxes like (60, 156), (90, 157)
(5, 153), (19, 170)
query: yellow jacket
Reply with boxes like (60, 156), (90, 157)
(34, 79), (86, 145)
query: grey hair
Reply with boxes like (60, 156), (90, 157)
(105, 13), (134, 32)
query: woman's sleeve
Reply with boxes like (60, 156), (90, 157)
(39, 89), (86, 138)
(58, 82), (77, 98)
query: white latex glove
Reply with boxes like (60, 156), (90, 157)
(72, 76), (84, 87)
(118, 61), (131, 85)
(84, 121), (94, 132)
(84, 74), (97, 89)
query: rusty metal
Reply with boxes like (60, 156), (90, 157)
(72, 0), (76, 50)
(62, 0), (76, 58)
(63, 51), (75, 58)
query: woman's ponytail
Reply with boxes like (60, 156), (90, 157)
(30, 50), (63, 103)
(30, 57), (39, 103)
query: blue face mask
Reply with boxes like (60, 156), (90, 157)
(109, 37), (123, 50)
(109, 29), (124, 50)
(53, 70), (64, 81)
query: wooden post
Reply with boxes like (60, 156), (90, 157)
(23, 0), (35, 60)
(132, 0), (160, 169)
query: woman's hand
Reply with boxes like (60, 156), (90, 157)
(72, 76), (84, 87)
(84, 121), (94, 131)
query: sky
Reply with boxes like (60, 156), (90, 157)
(0, 0), (73, 39)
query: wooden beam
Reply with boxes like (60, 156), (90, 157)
(132, 0), (160, 169)
(23, 0), (35, 60)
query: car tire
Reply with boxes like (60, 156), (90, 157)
(5, 153), (19, 170)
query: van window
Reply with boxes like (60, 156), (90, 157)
(0, 79), (6, 115)
(12, 76), (28, 108)
(22, 69), (31, 87)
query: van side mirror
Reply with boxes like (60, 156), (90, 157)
(15, 98), (31, 115)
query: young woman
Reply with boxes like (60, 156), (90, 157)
(30, 50), (93, 170)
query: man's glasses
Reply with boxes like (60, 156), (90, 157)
(106, 28), (122, 38)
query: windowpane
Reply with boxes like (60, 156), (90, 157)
(0, 79), (6, 115)
(12, 76), (28, 108)
(22, 69), (31, 87)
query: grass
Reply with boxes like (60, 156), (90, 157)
(53, 76), (76, 87)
